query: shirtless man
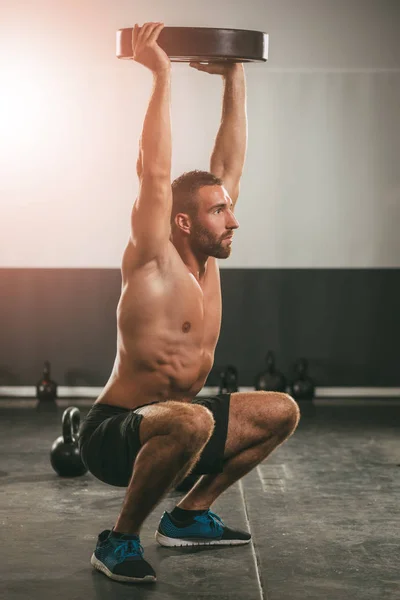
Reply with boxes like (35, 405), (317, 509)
(79, 22), (300, 584)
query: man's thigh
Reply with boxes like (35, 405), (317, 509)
(191, 394), (230, 474)
(134, 400), (201, 445)
(224, 391), (295, 459)
(80, 407), (143, 487)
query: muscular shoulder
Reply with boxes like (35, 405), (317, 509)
(121, 241), (220, 284)
(121, 239), (171, 280)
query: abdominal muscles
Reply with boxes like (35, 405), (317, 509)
(100, 268), (219, 406)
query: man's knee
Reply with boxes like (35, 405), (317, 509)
(271, 393), (300, 438)
(247, 391), (300, 440)
(170, 404), (215, 449)
(137, 401), (214, 448)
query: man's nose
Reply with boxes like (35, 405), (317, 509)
(229, 213), (240, 229)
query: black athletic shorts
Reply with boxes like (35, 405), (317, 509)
(79, 394), (231, 488)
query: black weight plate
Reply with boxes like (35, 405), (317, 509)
(116, 27), (268, 63)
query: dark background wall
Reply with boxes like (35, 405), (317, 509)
(1, 268), (398, 389)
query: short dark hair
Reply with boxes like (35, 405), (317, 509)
(171, 170), (223, 226)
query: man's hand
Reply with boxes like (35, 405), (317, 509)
(132, 23), (170, 74)
(189, 61), (242, 76)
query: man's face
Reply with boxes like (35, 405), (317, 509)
(190, 185), (240, 259)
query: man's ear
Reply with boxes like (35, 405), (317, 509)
(175, 213), (191, 234)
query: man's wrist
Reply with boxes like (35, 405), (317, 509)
(223, 63), (244, 80)
(155, 64), (171, 73)
(153, 66), (171, 81)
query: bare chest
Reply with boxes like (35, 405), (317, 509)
(119, 245), (222, 353)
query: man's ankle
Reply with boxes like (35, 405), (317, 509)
(112, 524), (140, 537)
(170, 506), (209, 521)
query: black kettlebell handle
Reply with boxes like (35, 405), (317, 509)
(62, 407), (81, 445)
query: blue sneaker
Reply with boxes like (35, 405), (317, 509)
(155, 510), (251, 547)
(91, 529), (156, 583)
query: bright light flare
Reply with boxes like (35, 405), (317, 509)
(0, 57), (56, 175)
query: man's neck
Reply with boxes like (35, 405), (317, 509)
(173, 242), (208, 283)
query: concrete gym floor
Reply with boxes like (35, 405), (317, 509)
(0, 398), (399, 600)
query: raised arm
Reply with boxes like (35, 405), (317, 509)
(210, 64), (247, 207)
(128, 23), (172, 267)
(190, 62), (247, 207)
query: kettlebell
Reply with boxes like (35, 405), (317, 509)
(255, 351), (286, 392)
(219, 364), (238, 394)
(50, 407), (88, 477)
(290, 358), (315, 401)
(36, 361), (57, 402)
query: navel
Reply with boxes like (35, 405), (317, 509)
(182, 321), (191, 333)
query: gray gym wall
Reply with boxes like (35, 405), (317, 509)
(1, 0), (399, 390)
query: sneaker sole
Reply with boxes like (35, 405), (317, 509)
(155, 531), (251, 547)
(91, 554), (156, 583)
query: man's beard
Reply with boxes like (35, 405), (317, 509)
(191, 222), (231, 259)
